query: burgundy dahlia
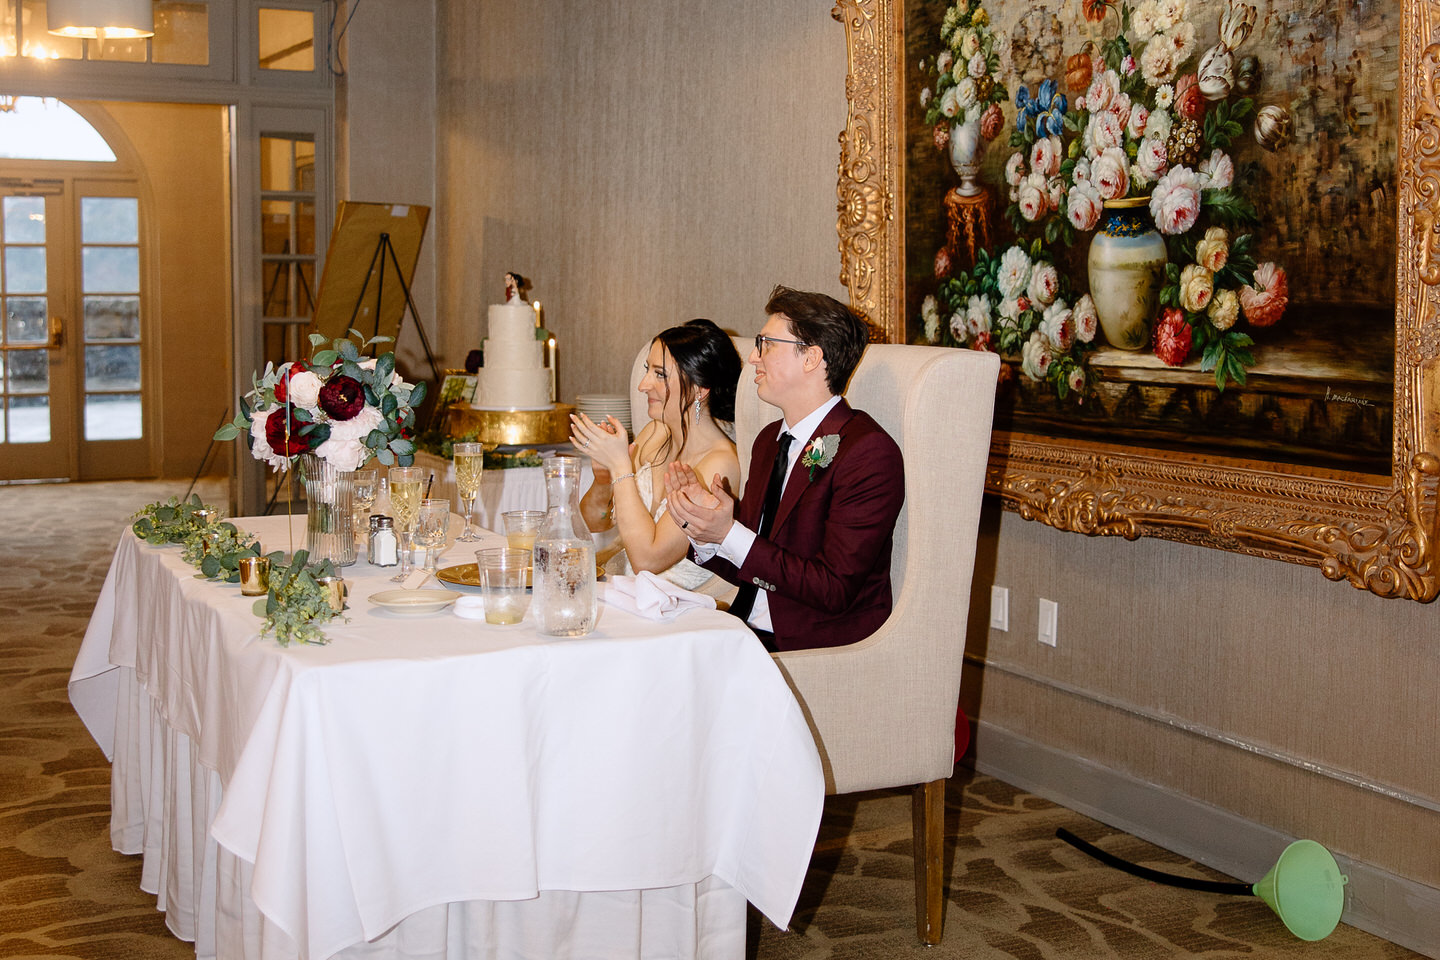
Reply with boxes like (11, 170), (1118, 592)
(265, 407), (310, 456)
(318, 375), (366, 421)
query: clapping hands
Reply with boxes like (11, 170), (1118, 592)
(663, 462), (734, 544)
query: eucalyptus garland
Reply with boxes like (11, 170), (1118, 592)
(132, 494), (221, 545)
(181, 524), (265, 583)
(253, 549), (344, 646)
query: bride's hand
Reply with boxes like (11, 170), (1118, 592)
(569, 413), (632, 476)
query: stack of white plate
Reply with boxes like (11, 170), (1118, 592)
(575, 394), (633, 437)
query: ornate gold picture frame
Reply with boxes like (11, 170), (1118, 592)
(833, 0), (1440, 601)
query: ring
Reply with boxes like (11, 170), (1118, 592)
(582, 439), (590, 447)
(682, 521), (690, 529)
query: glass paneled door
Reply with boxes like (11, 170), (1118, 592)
(1, 189), (74, 480)
(0, 181), (152, 481)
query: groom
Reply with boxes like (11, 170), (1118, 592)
(665, 285), (904, 652)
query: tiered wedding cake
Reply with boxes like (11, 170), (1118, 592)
(475, 300), (551, 409)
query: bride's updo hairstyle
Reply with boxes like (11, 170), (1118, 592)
(652, 318), (742, 458)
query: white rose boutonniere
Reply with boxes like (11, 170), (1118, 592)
(800, 434), (841, 480)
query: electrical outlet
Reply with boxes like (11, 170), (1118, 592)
(989, 586), (1009, 631)
(1037, 598), (1058, 647)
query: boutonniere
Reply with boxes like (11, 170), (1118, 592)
(800, 434), (840, 480)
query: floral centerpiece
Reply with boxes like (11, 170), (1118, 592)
(922, 0), (1292, 394)
(919, 0), (1009, 193)
(214, 331), (426, 471)
(215, 331), (428, 566)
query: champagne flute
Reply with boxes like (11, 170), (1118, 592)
(388, 466), (424, 581)
(350, 468), (378, 548)
(453, 442), (485, 542)
(415, 498), (452, 572)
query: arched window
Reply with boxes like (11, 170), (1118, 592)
(0, 97), (117, 161)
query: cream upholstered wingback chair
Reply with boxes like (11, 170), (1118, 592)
(630, 338), (998, 943)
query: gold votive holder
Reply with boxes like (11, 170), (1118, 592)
(316, 575), (348, 613)
(238, 556), (271, 596)
(193, 508), (219, 526)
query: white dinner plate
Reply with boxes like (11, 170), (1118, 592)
(367, 589), (462, 615)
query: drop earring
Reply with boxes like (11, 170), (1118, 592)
(693, 399), (701, 424)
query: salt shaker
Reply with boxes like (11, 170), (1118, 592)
(368, 515), (399, 567)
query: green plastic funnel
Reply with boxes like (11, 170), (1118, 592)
(1252, 839), (1348, 941)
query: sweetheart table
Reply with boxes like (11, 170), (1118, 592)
(69, 514), (823, 960)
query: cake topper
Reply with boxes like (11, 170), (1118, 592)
(504, 271), (529, 305)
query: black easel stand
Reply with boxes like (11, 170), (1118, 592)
(345, 231), (443, 385)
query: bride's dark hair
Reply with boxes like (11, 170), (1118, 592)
(652, 318), (742, 459)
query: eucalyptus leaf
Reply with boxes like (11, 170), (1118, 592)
(312, 349), (339, 367)
(309, 333), (328, 347)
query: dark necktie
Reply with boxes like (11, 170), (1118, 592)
(728, 430), (793, 626)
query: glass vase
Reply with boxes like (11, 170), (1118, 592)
(300, 454), (357, 566)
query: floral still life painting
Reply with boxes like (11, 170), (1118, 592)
(905, 0), (1398, 474)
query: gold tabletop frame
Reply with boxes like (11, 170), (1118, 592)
(832, 0), (1440, 601)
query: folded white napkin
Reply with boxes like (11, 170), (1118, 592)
(600, 572), (716, 621)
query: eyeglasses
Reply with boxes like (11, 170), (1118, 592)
(754, 334), (808, 354)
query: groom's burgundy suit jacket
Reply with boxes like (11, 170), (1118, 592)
(701, 399), (904, 651)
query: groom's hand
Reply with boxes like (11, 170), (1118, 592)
(664, 463), (733, 545)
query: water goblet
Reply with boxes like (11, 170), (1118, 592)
(350, 468), (378, 547)
(453, 442), (485, 542)
(415, 498), (452, 572)
(388, 466), (425, 581)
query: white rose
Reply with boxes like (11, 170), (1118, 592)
(1040, 301), (1075, 352)
(1140, 37), (1179, 86)
(949, 310), (967, 340)
(1144, 107), (1173, 142)
(1005, 151), (1027, 187)
(1028, 262), (1060, 307)
(936, 50), (955, 76)
(968, 52), (988, 79)
(1021, 331), (1054, 381)
(939, 87), (961, 118)
(1136, 137), (1169, 182)
(998, 246), (1033, 299)
(955, 78), (978, 110)
(966, 294), (993, 337)
(1198, 148), (1234, 190)
(1091, 146), (1131, 201)
(1073, 294), (1099, 343)
(287, 371), (323, 409)
(1017, 172), (1050, 222)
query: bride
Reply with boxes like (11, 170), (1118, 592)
(571, 319), (741, 591)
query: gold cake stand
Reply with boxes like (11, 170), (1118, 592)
(444, 403), (576, 446)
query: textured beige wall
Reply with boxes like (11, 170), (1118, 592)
(434, 0), (849, 400)
(428, 0), (1439, 894)
(90, 101), (231, 479)
(967, 506), (1440, 886)
(336, 0), (438, 382)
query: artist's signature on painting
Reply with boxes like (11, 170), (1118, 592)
(1325, 385), (1373, 408)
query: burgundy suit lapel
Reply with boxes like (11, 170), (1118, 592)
(772, 400), (854, 534)
(742, 425), (782, 527)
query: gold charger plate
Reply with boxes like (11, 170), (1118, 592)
(436, 561), (604, 589)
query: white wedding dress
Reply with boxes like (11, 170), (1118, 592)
(609, 463), (716, 592)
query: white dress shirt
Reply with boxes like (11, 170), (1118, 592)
(693, 395), (843, 632)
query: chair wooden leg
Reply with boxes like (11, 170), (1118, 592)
(912, 777), (946, 945)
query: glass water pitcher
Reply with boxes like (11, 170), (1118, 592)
(532, 455), (597, 636)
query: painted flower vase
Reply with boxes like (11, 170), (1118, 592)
(300, 454), (357, 566)
(1087, 197), (1167, 350)
(949, 119), (984, 197)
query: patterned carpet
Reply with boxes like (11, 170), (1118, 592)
(0, 479), (1423, 960)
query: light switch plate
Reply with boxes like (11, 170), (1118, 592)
(1038, 598), (1058, 647)
(990, 586), (1009, 631)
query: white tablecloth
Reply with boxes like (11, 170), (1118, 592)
(70, 514), (823, 960)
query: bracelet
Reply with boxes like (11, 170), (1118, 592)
(612, 472), (636, 484)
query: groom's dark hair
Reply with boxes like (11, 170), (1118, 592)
(764, 285), (868, 395)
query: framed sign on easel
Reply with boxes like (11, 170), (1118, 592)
(309, 201), (441, 383)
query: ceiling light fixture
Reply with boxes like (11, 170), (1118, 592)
(47, 0), (155, 40)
